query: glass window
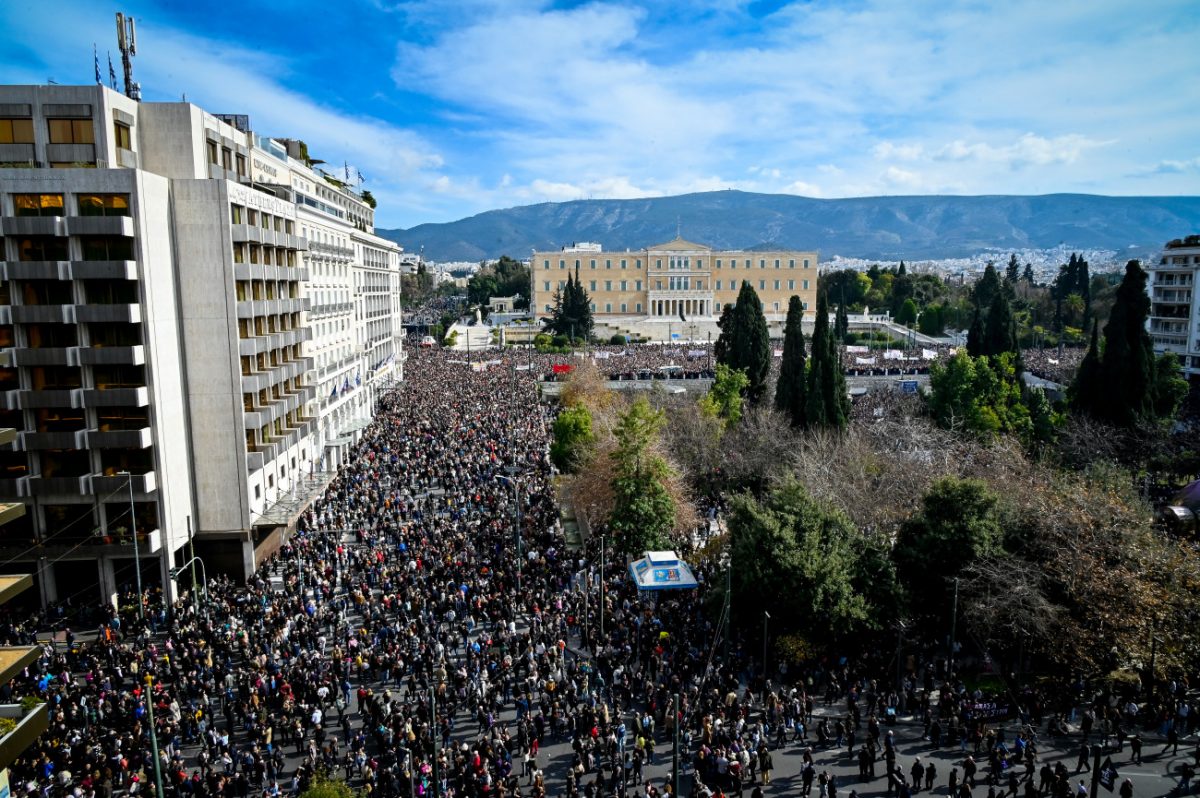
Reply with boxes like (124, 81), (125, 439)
(231, 204), (244, 224)
(716, 280), (722, 290)
(17, 237), (69, 261)
(774, 280), (780, 290)
(803, 280), (810, 290)
(775, 259), (780, 268)
(605, 303), (611, 312)
(759, 280), (765, 289)
(789, 259), (795, 268)
(236, 154), (247, 177)
(636, 303), (642, 312)
(804, 259), (810, 269)
(605, 281), (611, 291)
(113, 121), (132, 150)
(621, 260), (627, 269)
(77, 194), (130, 216)
(0, 118), (34, 144)
(47, 119), (94, 144)
(206, 141), (218, 164)
(80, 236), (134, 260)
(788, 280), (795, 290)
(14, 194), (65, 217)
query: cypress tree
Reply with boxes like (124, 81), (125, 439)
(1005, 254), (1020, 284)
(775, 296), (807, 427)
(983, 291), (1017, 359)
(713, 304), (734, 364)
(1069, 322), (1102, 415)
(972, 263), (1002, 313)
(1096, 260), (1155, 425)
(1022, 263), (1034, 284)
(834, 302), (849, 342)
(806, 292), (850, 430)
(716, 282), (771, 403)
(966, 309), (985, 358)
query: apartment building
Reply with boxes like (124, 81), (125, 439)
(530, 237), (819, 323)
(1147, 235), (1200, 382)
(0, 83), (402, 602)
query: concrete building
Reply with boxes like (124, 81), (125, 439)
(530, 237), (819, 332)
(1147, 235), (1200, 382)
(0, 83), (402, 602)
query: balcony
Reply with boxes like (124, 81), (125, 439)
(10, 305), (73, 324)
(92, 470), (157, 495)
(0, 702), (48, 771)
(11, 348), (77, 367)
(86, 426), (152, 449)
(15, 389), (80, 409)
(0, 478), (28, 499)
(18, 430), (87, 450)
(230, 224), (261, 243)
(74, 303), (141, 323)
(1, 261), (71, 280)
(0, 217), (66, 237)
(65, 216), (134, 236)
(69, 260), (138, 280)
(77, 345), (145, 366)
(79, 386), (149, 407)
(27, 475), (90, 496)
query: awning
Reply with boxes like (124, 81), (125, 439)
(324, 436), (354, 447)
(252, 470), (337, 528)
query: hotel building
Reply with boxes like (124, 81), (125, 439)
(1147, 236), (1200, 383)
(0, 83), (401, 603)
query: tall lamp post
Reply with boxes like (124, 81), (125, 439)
(496, 472), (525, 595)
(170, 556), (209, 622)
(762, 611), (771, 686)
(117, 470), (143, 621)
(144, 675), (166, 798)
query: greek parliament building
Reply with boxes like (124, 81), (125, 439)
(531, 238), (819, 325)
(0, 84), (403, 606)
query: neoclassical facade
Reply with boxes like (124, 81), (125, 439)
(531, 237), (818, 321)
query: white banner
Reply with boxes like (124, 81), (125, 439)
(883, 350), (904, 360)
(846, 345), (870, 354)
(855, 357), (877, 365)
(594, 351), (612, 359)
(922, 348), (938, 359)
(773, 349), (783, 358)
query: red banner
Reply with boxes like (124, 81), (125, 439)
(552, 364), (574, 374)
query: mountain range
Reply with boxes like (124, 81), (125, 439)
(376, 191), (1200, 264)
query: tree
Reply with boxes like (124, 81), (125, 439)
(609, 398), (675, 555)
(805, 292), (850, 431)
(1069, 322), (1102, 415)
(918, 304), (944, 336)
(834, 302), (850, 342)
(971, 263), (1002, 314)
(927, 351), (1031, 440)
(713, 303), (734, 364)
(715, 282), (771, 403)
(727, 481), (875, 644)
(699, 364), (750, 428)
(550, 405), (594, 472)
(1081, 260), (1156, 426)
(1022, 262), (1035, 284)
(468, 255), (531, 311)
(299, 776), (357, 798)
(896, 298), (918, 327)
(546, 267), (593, 341)
(965, 310), (985, 358)
(893, 477), (1004, 620)
(1005, 253), (1020, 284)
(982, 290), (1018, 360)
(775, 296), (807, 428)
(1152, 353), (1189, 420)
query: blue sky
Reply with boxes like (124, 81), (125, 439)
(2, 0), (1198, 228)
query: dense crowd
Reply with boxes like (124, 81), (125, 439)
(0, 340), (1192, 798)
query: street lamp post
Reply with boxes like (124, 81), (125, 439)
(763, 611), (771, 686)
(496, 473), (524, 595)
(949, 576), (959, 675)
(395, 746), (416, 798)
(144, 675), (166, 798)
(170, 556), (209, 622)
(117, 471), (143, 621)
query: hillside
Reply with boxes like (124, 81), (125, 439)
(376, 191), (1200, 263)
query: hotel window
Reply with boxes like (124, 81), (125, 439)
(47, 118), (94, 144)
(788, 259), (795, 268)
(222, 147), (233, 170)
(77, 194), (130, 216)
(17, 237), (68, 261)
(13, 194), (65, 217)
(0, 118), (34, 143)
(247, 209), (258, 227)
(788, 280), (795, 290)
(236, 154), (247, 177)
(206, 140), (218, 164)
(80, 236), (133, 260)
(113, 121), (132, 150)
(234, 244), (246, 264)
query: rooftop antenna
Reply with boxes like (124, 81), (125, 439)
(115, 12), (140, 100)
(676, 215), (681, 239)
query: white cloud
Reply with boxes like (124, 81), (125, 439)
(935, 133), (1111, 167)
(873, 142), (924, 161)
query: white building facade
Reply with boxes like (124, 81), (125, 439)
(1147, 236), (1200, 383)
(0, 83), (402, 602)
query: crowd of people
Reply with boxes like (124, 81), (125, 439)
(0, 339), (1191, 798)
